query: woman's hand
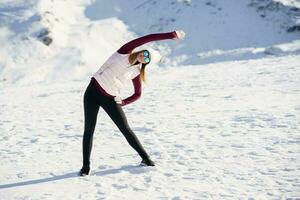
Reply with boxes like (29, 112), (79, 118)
(114, 96), (123, 105)
(174, 30), (186, 40)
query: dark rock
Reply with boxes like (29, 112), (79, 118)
(206, 2), (211, 6)
(37, 28), (50, 38)
(42, 36), (53, 46)
(287, 25), (300, 32)
(290, 7), (300, 12)
(36, 28), (53, 46)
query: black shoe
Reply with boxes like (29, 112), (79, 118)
(140, 159), (155, 166)
(79, 166), (90, 176)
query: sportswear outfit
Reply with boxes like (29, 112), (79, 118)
(80, 31), (177, 175)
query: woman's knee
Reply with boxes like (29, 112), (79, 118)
(119, 125), (133, 136)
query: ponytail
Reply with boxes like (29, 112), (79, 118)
(128, 50), (148, 83)
(140, 64), (146, 82)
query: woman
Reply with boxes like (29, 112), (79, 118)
(79, 30), (186, 176)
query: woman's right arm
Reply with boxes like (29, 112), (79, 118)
(117, 31), (178, 54)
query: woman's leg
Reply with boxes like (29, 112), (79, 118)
(102, 100), (150, 161)
(82, 85), (100, 167)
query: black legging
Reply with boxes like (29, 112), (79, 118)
(82, 81), (150, 167)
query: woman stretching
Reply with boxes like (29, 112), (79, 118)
(79, 30), (186, 176)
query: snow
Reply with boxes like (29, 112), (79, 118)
(1, 55), (300, 199)
(274, 0), (300, 8)
(85, 0), (300, 65)
(0, 0), (300, 199)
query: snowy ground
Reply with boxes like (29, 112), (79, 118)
(1, 54), (299, 199)
(1, 0), (300, 199)
(1, 0), (300, 86)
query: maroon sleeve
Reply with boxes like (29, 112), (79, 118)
(117, 31), (177, 54)
(121, 75), (142, 106)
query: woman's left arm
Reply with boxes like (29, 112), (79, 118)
(121, 75), (142, 106)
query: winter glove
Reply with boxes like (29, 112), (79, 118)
(114, 96), (123, 105)
(175, 30), (186, 40)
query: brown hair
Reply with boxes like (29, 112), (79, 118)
(128, 50), (148, 82)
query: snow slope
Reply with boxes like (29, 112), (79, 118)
(0, 0), (299, 86)
(0, 0), (137, 86)
(1, 55), (300, 199)
(85, 0), (300, 64)
(0, 0), (300, 199)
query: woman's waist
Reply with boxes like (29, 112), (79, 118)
(91, 77), (115, 98)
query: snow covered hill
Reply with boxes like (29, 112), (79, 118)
(1, 54), (300, 199)
(85, 0), (300, 64)
(0, 0), (300, 199)
(0, 0), (299, 86)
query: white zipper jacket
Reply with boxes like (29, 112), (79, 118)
(93, 52), (141, 96)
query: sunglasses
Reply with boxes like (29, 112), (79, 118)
(143, 50), (150, 63)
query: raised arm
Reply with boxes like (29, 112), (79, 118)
(121, 75), (142, 106)
(117, 31), (177, 54)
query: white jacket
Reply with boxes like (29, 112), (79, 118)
(93, 52), (141, 96)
